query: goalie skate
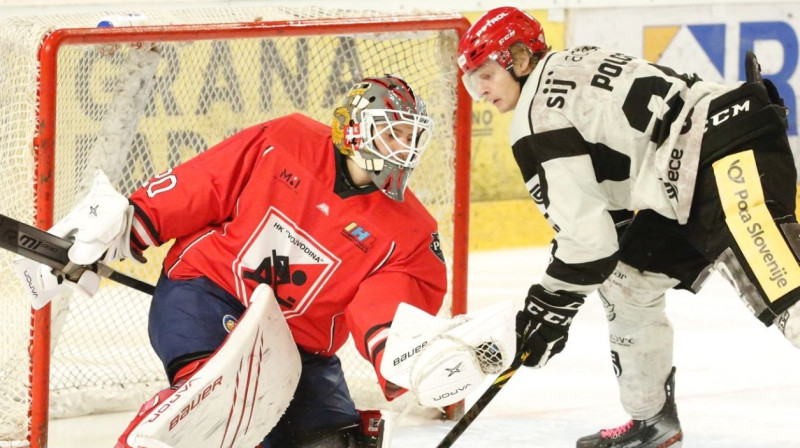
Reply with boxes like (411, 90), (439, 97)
(576, 367), (682, 448)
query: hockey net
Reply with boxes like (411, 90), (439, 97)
(0, 7), (470, 447)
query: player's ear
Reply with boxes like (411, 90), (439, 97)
(511, 43), (534, 77)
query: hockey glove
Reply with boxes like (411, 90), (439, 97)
(12, 170), (139, 309)
(515, 284), (584, 368)
(54, 169), (143, 266)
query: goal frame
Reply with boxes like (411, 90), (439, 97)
(25, 13), (471, 448)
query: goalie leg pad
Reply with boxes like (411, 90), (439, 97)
(599, 262), (678, 419)
(120, 284), (301, 448)
(115, 359), (206, 448)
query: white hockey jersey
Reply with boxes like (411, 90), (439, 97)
(511, 46), (737, 295)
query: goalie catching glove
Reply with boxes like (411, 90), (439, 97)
(516, 284), (584, 368)
(13, 170), (142, 308)
(381, 300), (516, 407)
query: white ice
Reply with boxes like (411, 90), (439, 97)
(51, 247), (800, 447)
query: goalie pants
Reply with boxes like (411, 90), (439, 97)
(600, 80), (800, 419)
(149, 274), (361, 446)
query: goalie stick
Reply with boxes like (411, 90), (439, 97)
(435, 348), (530, 448)
(0, 213), (154, 295)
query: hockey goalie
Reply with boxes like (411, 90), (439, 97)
(12, 74), (514, 447)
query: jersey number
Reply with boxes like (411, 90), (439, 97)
(143, 169), (178, 198)
(621, 65), (697, 146)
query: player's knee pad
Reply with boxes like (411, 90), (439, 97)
(775, 299), (800, 349)
(598, 263), (676, 419)
(599, 262), (678, 325)
(598, 263), (675, 378)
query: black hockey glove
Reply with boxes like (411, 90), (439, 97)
(515, 284), (585, 368)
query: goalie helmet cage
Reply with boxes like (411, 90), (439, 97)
(0, 7), (471, 447)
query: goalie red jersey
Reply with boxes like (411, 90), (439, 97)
(128, 113), (447, 395)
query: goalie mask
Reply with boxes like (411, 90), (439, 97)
(332, 75), (433, 202)
(457, 7), (548, 99)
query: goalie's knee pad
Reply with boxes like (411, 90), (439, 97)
(118, 285), (300, 448)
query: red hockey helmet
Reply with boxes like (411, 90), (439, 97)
(457, 7), (547, 97)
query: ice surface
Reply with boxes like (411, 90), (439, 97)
(51, 247), (800, 447)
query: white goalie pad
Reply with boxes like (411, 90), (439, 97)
(125, 285), (301, 448)
(381, 300), (516, 407)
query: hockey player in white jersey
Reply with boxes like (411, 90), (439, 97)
(457, 6), (800, 448)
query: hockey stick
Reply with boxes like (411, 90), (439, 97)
(435, 348), (530, 448)
(0, 213), (154, 295)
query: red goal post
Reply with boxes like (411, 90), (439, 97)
(0, 7), (471, 447)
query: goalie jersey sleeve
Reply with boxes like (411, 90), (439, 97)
(127, 126), (267, 250)
(511, 46), (734, 295)
(127, 113), (446, 399)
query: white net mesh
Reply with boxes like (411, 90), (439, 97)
(0, 6), (466, 446)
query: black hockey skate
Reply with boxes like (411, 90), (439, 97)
(576, 367), (683, 448)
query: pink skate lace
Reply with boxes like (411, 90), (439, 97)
(600, 420), (635, 439)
